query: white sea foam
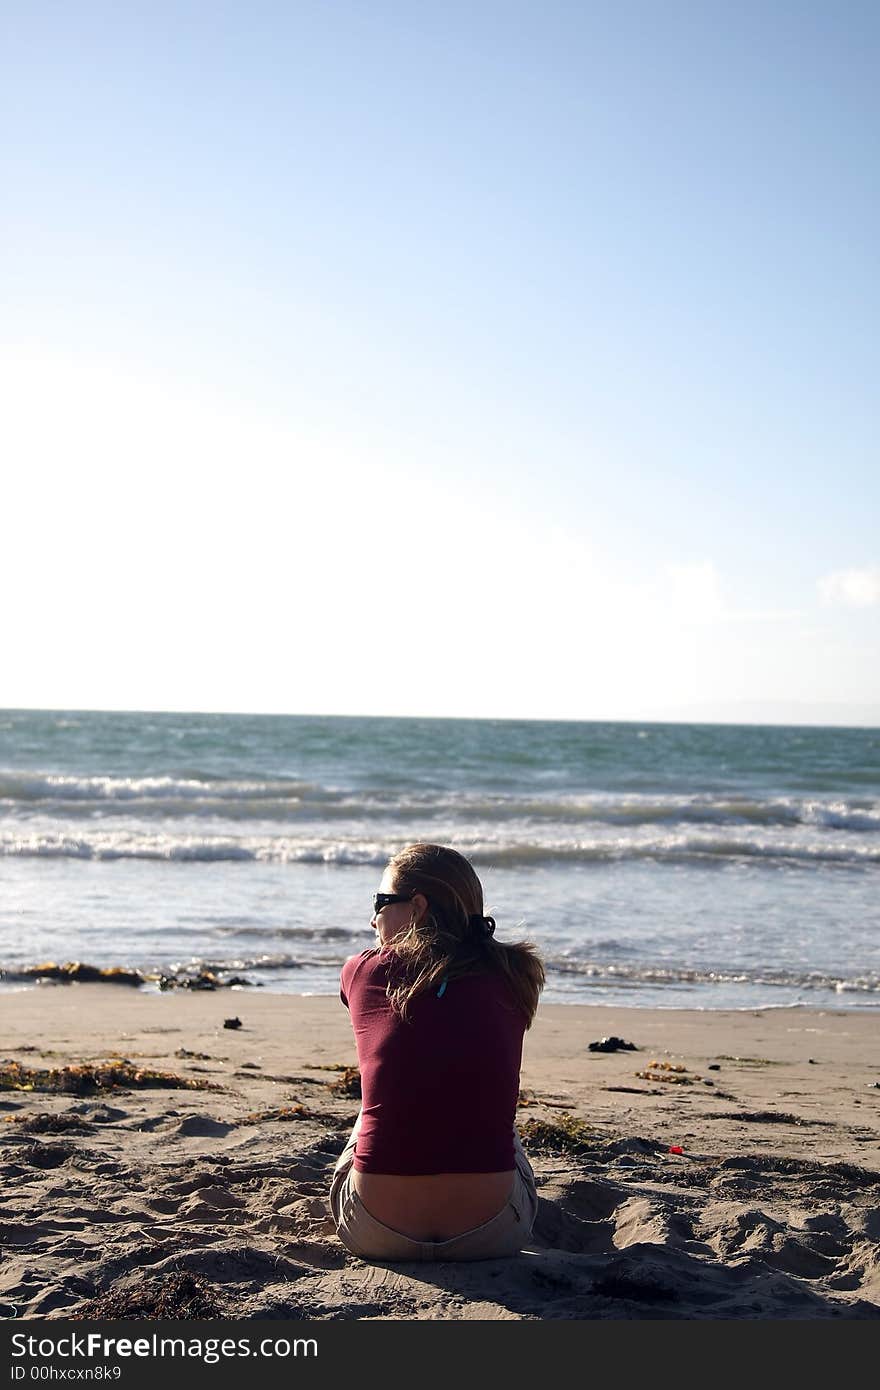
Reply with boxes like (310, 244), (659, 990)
(2, 825), (878, 866)
(0, 772), (315, 802)
(1, 771), (878, 836)
(541, 957), (880, 993)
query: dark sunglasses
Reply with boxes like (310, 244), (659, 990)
(373, 892), (412, 916)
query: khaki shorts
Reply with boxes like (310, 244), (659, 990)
(328, 1116), (539, 1262)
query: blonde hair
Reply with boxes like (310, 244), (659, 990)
(382, 843), (544, 1026)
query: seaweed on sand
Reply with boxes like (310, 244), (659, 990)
(7, 1111), (92, 1134)
(71, 1271), (226, 1320)
(635, 1060), (701, 1085)
(12, 962), (146, 986)
(2, 961), (254, 990)
(0, 1060), (222, 1095)
(242, 1103), (314, 1122)
(241, 1103), (352, 1125)
(518, 1113), (594, 1153)
(327, 1066), (361, 1098)
(24, 1141), (76, 1168)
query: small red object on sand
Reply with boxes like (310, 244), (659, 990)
(668, 1145), (684, 1155)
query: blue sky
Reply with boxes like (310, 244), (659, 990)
(2, 1), (878, 722)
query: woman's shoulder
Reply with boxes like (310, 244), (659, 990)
(341, 947), (381, 975)
(340, 947), (385, 995)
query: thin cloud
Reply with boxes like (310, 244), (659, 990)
(818, 566), (880, 609)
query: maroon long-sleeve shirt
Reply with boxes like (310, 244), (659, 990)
(340, 947), (526, 1175)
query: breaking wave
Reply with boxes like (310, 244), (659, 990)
(2, 827), (879, 867)
(1, 772), (877, 834)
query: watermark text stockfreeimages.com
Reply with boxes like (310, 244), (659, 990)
(10, 1333), (316, 1367)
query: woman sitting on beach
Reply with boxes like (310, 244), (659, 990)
(329, 842), (545, 1261)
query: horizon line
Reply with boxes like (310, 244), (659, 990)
(3, 704), (879, 733)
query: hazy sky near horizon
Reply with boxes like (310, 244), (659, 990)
(3, 1), (878, 724)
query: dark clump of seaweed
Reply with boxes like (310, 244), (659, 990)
(1, 960), (256, 990)
(518, 1113), (594, 1153)
(156, 970), (255, 991)
(12, 1111), (92, 1134)
(71, 1271), (226, 1320)
(0, 1059), (221, 1095)
(327, 1066), (361, 1098)
(11, 962), (146, 986)
(24, 1141), (75, 1169)
(712, 1110), (832, 1127)
(242, 1103), (314, 1123)
(720, 1154), (880, 1187)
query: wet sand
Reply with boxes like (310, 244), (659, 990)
(1, 986), (879, 1319)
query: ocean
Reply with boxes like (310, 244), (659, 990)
(1, 709), (878, 1010)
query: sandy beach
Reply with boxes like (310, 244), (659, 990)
(1, 985), (878, 1320)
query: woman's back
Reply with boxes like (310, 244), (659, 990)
(341, 947), (526, 1175)
(329, 842), (544, 1256)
